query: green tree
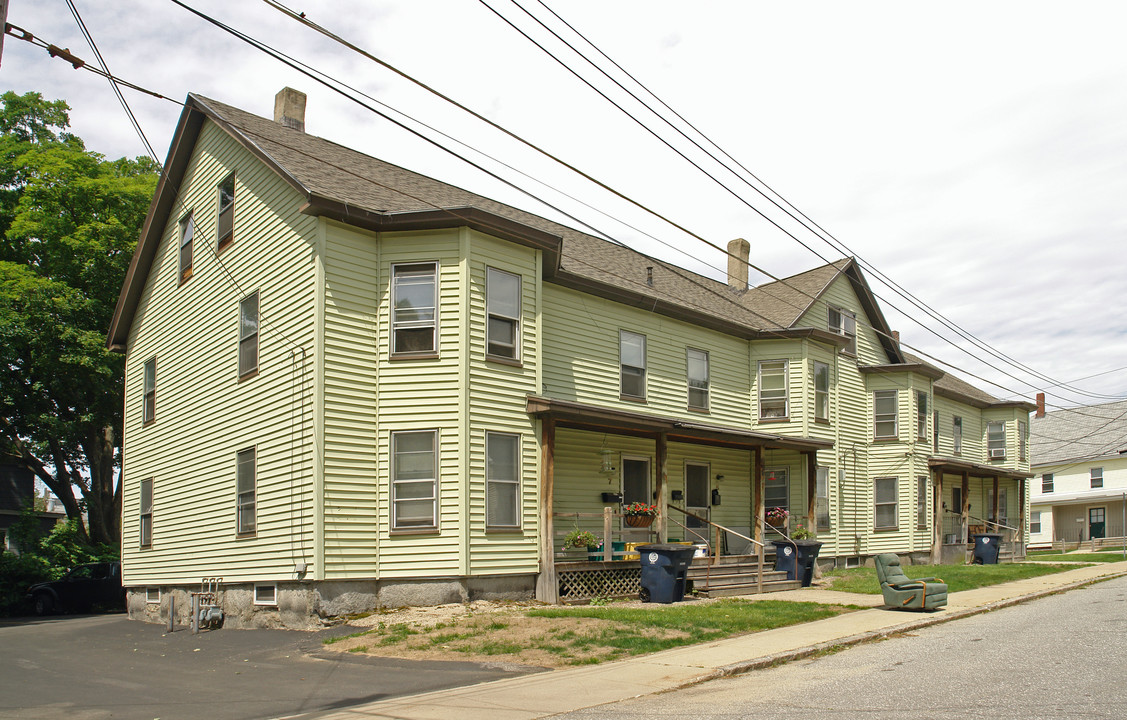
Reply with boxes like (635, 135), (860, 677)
(0, 91), (159, 545)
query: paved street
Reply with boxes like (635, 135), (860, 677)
(552, 574), (1127, 720)
(0, 614), (537, 720)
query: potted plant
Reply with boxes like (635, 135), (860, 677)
(792, 524), (815, 540)
(563, 529), (600, 551)
(622, 501), (658, 528)
(765, 507), (789, 530)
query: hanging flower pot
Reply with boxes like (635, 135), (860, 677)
(625, 515), (655, 528)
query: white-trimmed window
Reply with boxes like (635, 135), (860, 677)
(953, 416), (963, 454)
(916, 391), (928, 441)
(1019, 421), (1028, 461)
(874, 477), (898, 530)
(933, 410), (939, 452)
(1091, 467), (1104, 489)
(758, 360), (788, 419)
(254, 584), (277, 606)
(816, 466), (831, 532)
(1030, 511), (1041, 534)
(765, 468), (789, 521)
(143, 357), (156, 425)
(146, 587), (160, 604)
(620, 331), (646, 400)
(392, 262), (438, 355)
(239, 292), (259, 378)
(987, 421), (1006, 459)
(140, 478), (153, 549)
(814, 361), (829, 422)
(1041, 473), (1054, 493)
(486, 267), (520, 360)
(392, 430), (438, 530)
(874, 390), (898, 439)
(217, 172), (235, 251)
(828, 306), (857, 355)
(236, 447), (256, 536)
(687, 348), (709, 411)
(178, 211), (194, 284)
(916, 476), (928, 529)
(486, 432), (520, 528)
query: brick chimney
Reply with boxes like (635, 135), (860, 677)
(274, 87), (306, 132)
(1035, 392), (1045, 419)
(727, 238), (750, 291)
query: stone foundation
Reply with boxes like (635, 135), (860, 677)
(126, 573), (537, 630)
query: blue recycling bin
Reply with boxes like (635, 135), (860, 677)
(637, 544), (697, 603)
(972, 533), (1003, 564)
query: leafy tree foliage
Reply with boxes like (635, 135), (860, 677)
(0, 91), (159, 546)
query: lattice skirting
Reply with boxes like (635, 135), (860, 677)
(557, 562), (640, 603)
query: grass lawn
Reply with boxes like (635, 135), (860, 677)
(825, 562), (1082, 594)
(1024, 552), (1127, 563)
(324, 598), (860, 667)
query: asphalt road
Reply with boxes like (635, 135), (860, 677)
(0, 613), (538, 719)
(553, 574), (1127, 720)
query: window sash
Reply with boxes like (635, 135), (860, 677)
(759, 360), (788, 419)
(236, 448), (256, 535)
(687, 348), (709, 410)
(987, 421), (1006, 456)
(765, 469), (789, 517)
(1091, 467), (1104, 489)
(933, 410), (939, 452)
(828, 307), (857, 354)
(486, 268), (520, 359)
(874, 390), (898, 438)
(814, 361), (829, 421)
(392, 431), (437, 529)
(874, 477), (898, 530)
(1030, 511), (1041, 534)
(239, 293), (259, 377)
(916, 391), (928, 441)
(620, 331), (646, 399)
(953, 417), (963, 454)
(143, 358), (156, 424)
(486, 433), (520, 528)
(392, 263), (437, 355)
(1019, 421), (1027, 461)
(179, 213), (194, 283)
(1042, 473), (1054, 493)
(217, 173), (234, 250)
(140, 479), (153, 548)
(916, 476), (927, 529)
(816, 466), (831, 531)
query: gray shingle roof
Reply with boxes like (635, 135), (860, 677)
(1031, 399), (1127, 466)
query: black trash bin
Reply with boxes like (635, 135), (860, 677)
(637, 544), (697, 603)
(771, 540), (823, 586)
(972, 533), (1003, 564)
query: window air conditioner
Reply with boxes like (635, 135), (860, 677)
(989, 448), (1006, 459)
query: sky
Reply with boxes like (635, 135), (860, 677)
(4, 0), (1127, 410)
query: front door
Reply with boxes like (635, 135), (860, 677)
(621, 457), (651, 528)
(684, 462), (710, 532)
(1089, 507), (1106, 539)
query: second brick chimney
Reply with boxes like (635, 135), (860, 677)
(1036, 392), (1046, 418)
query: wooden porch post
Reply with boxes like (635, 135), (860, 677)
(1018, 477), (1027, 554)
(535, 418), (558, 603)
(931, 469), (943, 564)
(960, 472), (970, 545)
(806, 451), (817, 535)
(753, 446), (765, 548)
(656, 431), (668, 543)
(992, 476), (1000, 529)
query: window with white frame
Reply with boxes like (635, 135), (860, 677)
(1019, 421), (1027, 461)
(140, 478), (153, 548)
(932, 410), (939, 453)
(916, 391), (928, 441)
(486, 432), (520, 528)
(217, 172), (235, 251)
(236, 447), (256, 535)
(1041, 473), (1054, 493)
(143, 357), (156, 425)
(1091, 467), (1104, 489)
(239, 292), (259, 378)
(1030, 511), (1041, 534)
(620, 331), (646, 399)
(392, 263), (438, 355)
(916, 476), (928, 529)
(874, 477), (898, 530)
(178, 211), (194, 284)
(392, 430), (438, 530)
(874, 390), (898, 439)
(254, 584), (277, 606)
(687, 348), (709, 411)
(146, 587), (160, 604)
(816, 466), (831, 532)
(758, 360), (788, 419)
(953, 416), (963, 454)
(827, 306), (857, 355)
(814, 361), (830, 422)
(486, 268), (520, 360)
(987, 421), (1006, 459)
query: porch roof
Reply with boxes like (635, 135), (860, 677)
(928, 457), (1034, 481)
(525, 396), (833, 453)
(1032, 488), (1127, 507)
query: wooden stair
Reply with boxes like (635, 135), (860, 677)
(687, 554), (801, 597)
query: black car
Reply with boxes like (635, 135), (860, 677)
(27, 561), (125, 615)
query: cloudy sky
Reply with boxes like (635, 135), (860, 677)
(4, 0), (1126, 409)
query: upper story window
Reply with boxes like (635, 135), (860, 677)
(953, 416), (963, 454)
(1041, 473), (1054, 493)
(873, 389), (898, 439)
(142, 357), (156, 425)
(236, 447), (256, 536)
(828, 306), (856, 355)
(139, 478), (153, 549)
(239, 292), (259, 378)
(620, 331), (646, 400)
(1019, 420), (1028, 461)
(486, 267), (520, 360)
(392, 262), (438, 356)
(178, 211), (194, 284)
(814, 361), (830, 422)
(933, 410), (939, 452)
(874, 477), (898, 530)
(486, 432), (520, 528)
(987, 421), (1006, 459)
(1091, 467), (1104, 489)
(687, 348), (709, 411)
(758, 360), (788, 419)
(392, 430), (438, 530)
(217, 172), (235, 251)
(916, 391), (928, 441)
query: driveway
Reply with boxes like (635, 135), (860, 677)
(0, 614), (539, 719)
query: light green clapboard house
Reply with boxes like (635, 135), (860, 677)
(108, 89), (1035, 627)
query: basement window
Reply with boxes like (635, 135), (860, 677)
(146, 587), (160, 604)
(254, 584), (277, 606)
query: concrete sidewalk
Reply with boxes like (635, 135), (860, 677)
(307, 561), (1127, 720)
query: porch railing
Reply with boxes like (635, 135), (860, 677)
(667, 505), (767, 595)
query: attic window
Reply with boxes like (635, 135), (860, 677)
(179, 211), (194, 284)
(217, 173), (235, 251)
(827, 306), (856, 355)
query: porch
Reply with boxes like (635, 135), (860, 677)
(929, 458), (1034, 564)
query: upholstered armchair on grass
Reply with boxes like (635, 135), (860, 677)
(874, 553), (948, 611)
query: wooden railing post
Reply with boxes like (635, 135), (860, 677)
(603, 506), (614, 560)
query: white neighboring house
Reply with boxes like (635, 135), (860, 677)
(1029, 395), (1127, 548)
